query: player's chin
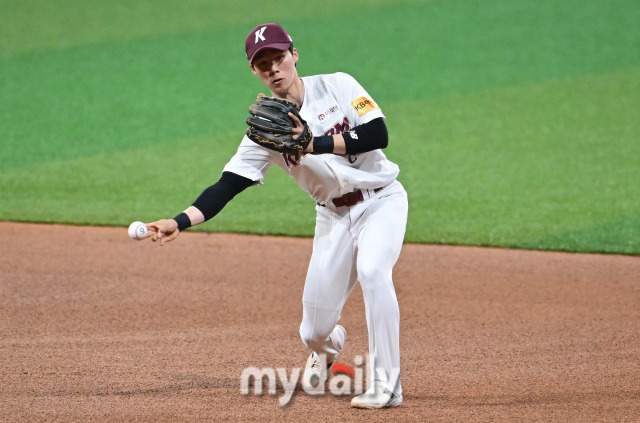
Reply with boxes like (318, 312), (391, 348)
(270, 79), (287, 94)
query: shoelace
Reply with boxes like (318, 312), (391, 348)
(310, 353), (331, 373)
(311, 359), (323, 372)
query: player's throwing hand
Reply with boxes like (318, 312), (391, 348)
(146, 219), (180, 245)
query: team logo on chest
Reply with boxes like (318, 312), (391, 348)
(325, 117), (351, 136)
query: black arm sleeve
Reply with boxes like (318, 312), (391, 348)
(342, 117), (388, 154)
(191, 171), (253, 221)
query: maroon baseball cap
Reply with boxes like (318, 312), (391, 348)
(245, 23), (293, 64)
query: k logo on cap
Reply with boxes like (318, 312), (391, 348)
(255, 27), (267, 43)
(245, 23), (293, 64)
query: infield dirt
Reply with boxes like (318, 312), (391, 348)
(1, 222), (638, 422)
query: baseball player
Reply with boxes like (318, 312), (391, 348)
(145, 23), (408, 409)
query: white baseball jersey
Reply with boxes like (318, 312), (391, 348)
(224, 72), (400, 204)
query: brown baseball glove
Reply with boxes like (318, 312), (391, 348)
(245, 94), (312, 154)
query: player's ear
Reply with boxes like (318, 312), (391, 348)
(250, 63), (258, 76)
(292, 48), (299, 64)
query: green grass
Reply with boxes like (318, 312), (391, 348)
(395, 68), (640, 253)
(1, 0), (639, 254)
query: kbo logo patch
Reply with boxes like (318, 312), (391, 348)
(351, 96), (379, 116)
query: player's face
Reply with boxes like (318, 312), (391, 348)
(250, 48), (299, 97)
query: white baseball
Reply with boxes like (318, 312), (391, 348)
(128, 221), (148, 240)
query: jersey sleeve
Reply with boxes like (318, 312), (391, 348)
(333, 72), (385, 126)
(222, 136), (275, 185)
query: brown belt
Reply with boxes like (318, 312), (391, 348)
(326, 187), (384, 208)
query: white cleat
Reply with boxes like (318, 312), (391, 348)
(350, 382), (403, 409)
(302, 325), (347, 392)
(302, 351), (327, 391)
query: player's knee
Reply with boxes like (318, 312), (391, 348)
(357, 262), (390, 291)
(300, 332), (324, 352)
(299, 326), (330, 352)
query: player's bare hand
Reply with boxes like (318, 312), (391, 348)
(146, 219), (180, 246)
(288, 112), (314, 153)
(289, 112), (304, 140)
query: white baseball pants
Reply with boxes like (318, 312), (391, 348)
(299, 180), (408, 397)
